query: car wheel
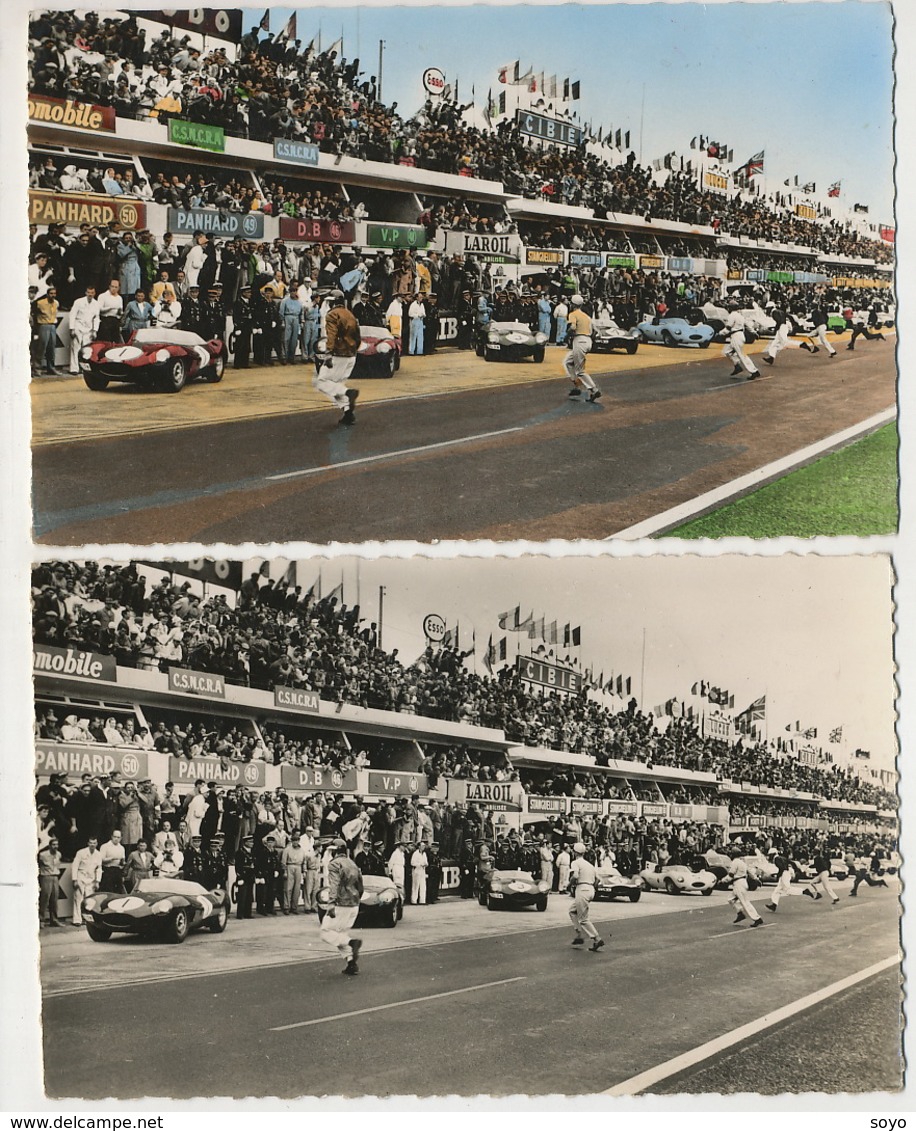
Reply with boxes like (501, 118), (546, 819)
(83, 371), (109, 391)
(205, 354), (225, 383)
(162, 359), (188, 393)
(664, 878), (679, 895)
(475, 341), (484, 357)
(486, 895), (498, 911)
(628, 890), (641, 903)
(382, 352), (397, 378)
(698, 340), (710, 349)
(208, 903), (229, 932)
(396, 900), (404, 921)
(484, 348), (497, 363)
(661, 330), (676, 347)
(384, 903), (398, 928)
(478, 889), (487, 906)
(85, 924), (112, 942)
(641, 878), (652, 891)
(536, 896), (548, 912)
(701, 888), (712, 897)
(532, 346), (545, 363)
(626, 341), (639, 354)
(169, 908), (190, 943)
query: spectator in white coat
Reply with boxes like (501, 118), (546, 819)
(68, 284), (100, 374)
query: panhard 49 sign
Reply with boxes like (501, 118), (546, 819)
(33, 644), (116, 683)
(516, 655), (582, 693)
(280, 765), (358, 792)
(365, 770), (429, 798)
(279, 217), (355, 244)
(169, 757), (266, 788)
(28, 94), (116, 132)
(29, 191), (146, 231)
(167, 207), (264, 240)
(36, 741), (148, 781)
(449, 780), (524, 812)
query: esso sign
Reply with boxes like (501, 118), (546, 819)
(423, 613), (446, 642)
(423, 68), (446, 96)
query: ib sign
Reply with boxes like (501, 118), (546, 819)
(423, 613), (446, 642)
(422, 67), (446, 96)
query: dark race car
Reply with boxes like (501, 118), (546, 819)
(354, 325), (401, 378)
(316, 873), (404, 928)
(593, 866), (642, 902)
(82, 327), (226, 392)
(484, 869), (550, 911)
(591, 317), (640, 355)
(80, 877), (230, 943)
(478, 321), (548, 363)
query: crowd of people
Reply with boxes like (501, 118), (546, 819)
(32, 561), (896, 814)
(29, 11), (892, 268)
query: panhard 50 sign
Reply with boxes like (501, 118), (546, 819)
(36, 741), (148, 780)
(279, 217), (355, 244)
(448, 780), (524, 812)
(365, 770), (429, 798)
(169, 757), (267, 788)
(33, 644), (116, 683)
(28, 94), (116, 132)
(515, 655), (583, 693)
(29, 191), (146, 231)
(280, 765), (358, 792)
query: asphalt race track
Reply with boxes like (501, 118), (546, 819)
(31, 332), (896, 544)
(41, 882), (901, 1099)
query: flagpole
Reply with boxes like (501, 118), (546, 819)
(640, 626), (646, 705)
(378, 585), (386, 652)
(378, 40), (385, 103)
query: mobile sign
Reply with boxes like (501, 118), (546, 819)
(33, 644), (116, 683)
(28, 94), (116, 133)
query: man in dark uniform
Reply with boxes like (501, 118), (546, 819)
(203, 284), (227, 343)
(423, 293), (440, 354)
(255, 832), (281, 914)
(426, 843), (443, 903)
(355, 839), (388, 877)
(459, 837), (476, 898)
(253, 285), (280, 366)
(234, 833), (256, 919)
(183, 834), (205, 884)
(182, 284), (205, 336)
(203, 832), (229, 893)
(231, 284), (254, 368)
(352, 290), (385, 326)
(456, 288), (475, 350)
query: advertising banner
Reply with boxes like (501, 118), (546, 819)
(169, 757), (266, 788)
(605, 254), (637, 268)
(569, 799), (603, 815)
(448, 780), (525, 812)
(273, 138), (321, 167)
(703, 170), (729, 192)
(167, 207), (264, 240)
(152, 9), (243, 41)
(879, 225), (896, 243)
(515, 655), (583, 693)
(526, 248), (564, 266)
(168, 118), (225, 152)
(443, 230), (522, 264)
(29, 191), (145, 231)
(567, 252), (602, 268)
(605, 800), (639, 816)
(365, 770), (429, 798)
(436, 312), (459, 343)
(280, 765), (358, 792)
(640, 802), (668, 818)
(28, 94), (116, 133)
(278, 217), (356, 244)
(422, 67), (446, 96)
(639, 255), (664, 269)
(144, 558), (243, 590)
(667, 257), (693, 273)
(366, 224), (428, 250)
(765, 270), (795, 284)
(794, 203), (816, 221)
(167, 668), (226, 699)
(526, 796), (567, 814)
(33, 644), (116, 683)
(701, 710), (734, 742)
(515, 109), (582, 147)
(274, 686), (321, 713)
(35, 741), (148, 781)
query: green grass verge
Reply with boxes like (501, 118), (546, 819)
(666, 422), (898, 539)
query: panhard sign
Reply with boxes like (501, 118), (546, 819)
(35, 741), (148, 781)
(366, 224), (429, 250)
(527, 796), (567, 813)
(168, 668), (226, 698)
(278, 217), (356, 244)
(29, 191), (146, 231)
(515, 109), (582, 147)
(33, 644), (116, 683)
(274, 686), (321, 713)
(167, 207), (264, 240)
(168, 118), (225, 152)
(169, 756), (266, 787)
(450, 780), (524, 812)
(515, 655), (583, 693)
(526, 248), (564, 266)
(273, 138), (321, 167)
(28, 94), (116, 133)
(280, 765), (358, 792)
(365, 770), (429, 798)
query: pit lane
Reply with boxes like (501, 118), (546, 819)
(31, 331), (896, 543)
(41, 881), (900, 1098)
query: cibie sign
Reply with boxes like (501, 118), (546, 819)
(422, 67), (446, 96)
(423, 613), (446, 642)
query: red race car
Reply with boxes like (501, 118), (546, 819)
(81, 328), (226, 393)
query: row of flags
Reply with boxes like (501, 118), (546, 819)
(496, 607), (582, 647)
(497, 61), (580, 100)
(257, 9), (343, 55)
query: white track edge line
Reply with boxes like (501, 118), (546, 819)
(269, 976), (526, 1031)
(267, 426), (525, 480)
(611, 405), (897, 539)
(602, 953), (900, 1096)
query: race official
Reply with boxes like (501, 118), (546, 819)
(564, 295), (601, 402)
(281, 830), (307, 914)
(320, 840), (364, 975)
(568, 843), (605, 952)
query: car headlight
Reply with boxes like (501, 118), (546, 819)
(151, 899), (173, 914)
(488, 333), (500, 343)
(155, 349), (171, 362)
(376, 893), (396, 904)
(80, 346), (93, 360)
(537, 881), (549, 893)
(534, 332), (547, 344)
(83, 897), (97, 912)
(375, 341), (391, 353)
(357, 341), (369, 352)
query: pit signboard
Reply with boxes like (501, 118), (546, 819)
(169, 757), (266, 788)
